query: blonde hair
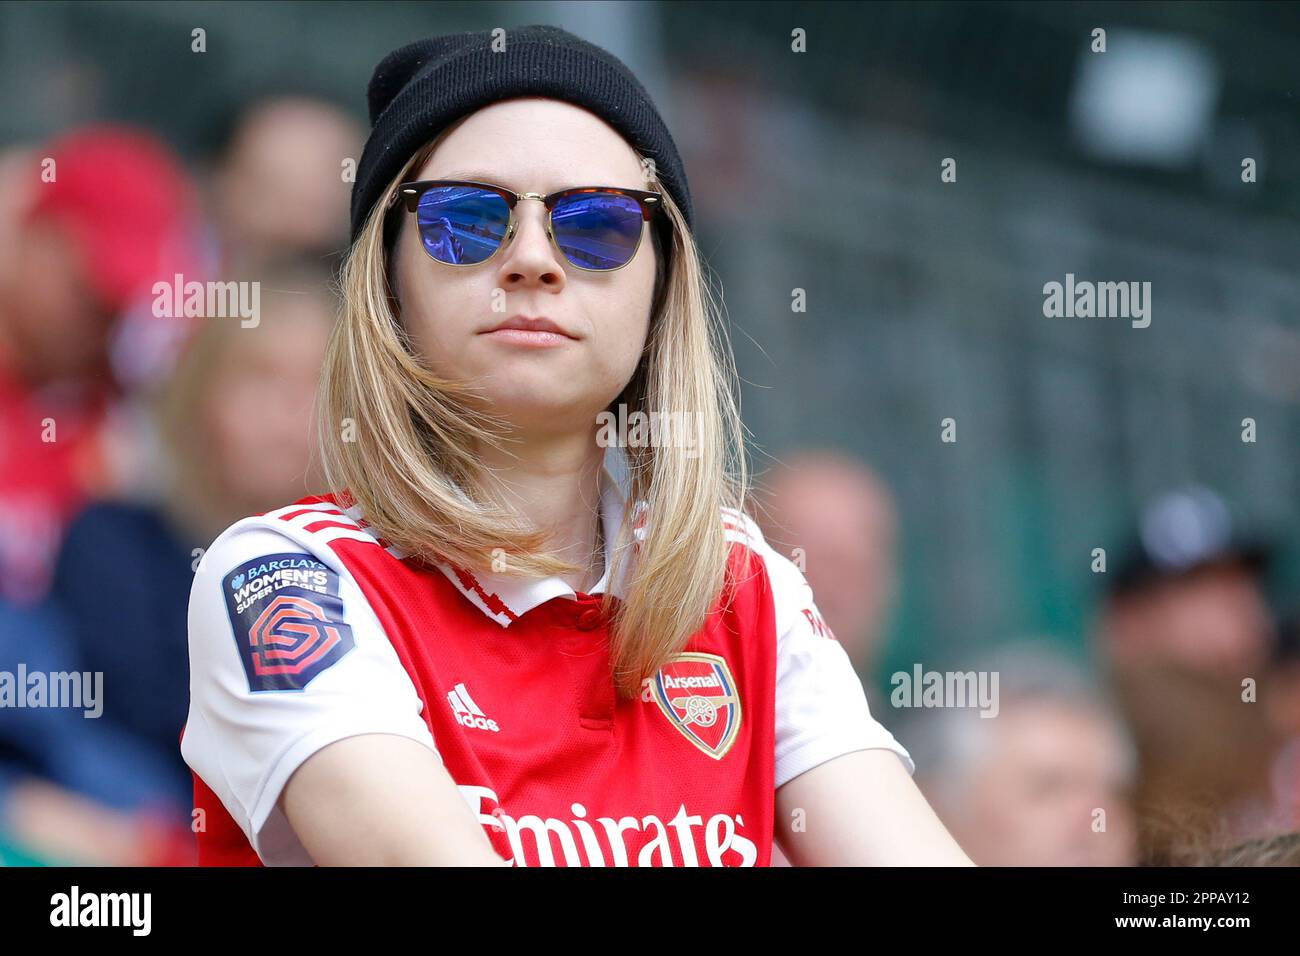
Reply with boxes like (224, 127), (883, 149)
(319, 137), (751, 700)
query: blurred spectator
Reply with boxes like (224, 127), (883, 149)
(208, 95), (363, 272)
(0, 597), (195, 865)
(45, 260), (336, 817)
(903, 643), (1138, 866)
(0, 147), (34, 256)
(0, 126), (200, 604)
(760, 451), (901, 867)
(1262, 610), (1300, 833)
(1096, 487), (1283, 864)
(0, 256), (334, 864)
(758, 451), (899, 682)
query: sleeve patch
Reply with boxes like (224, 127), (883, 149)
(222, 552), (356, 692)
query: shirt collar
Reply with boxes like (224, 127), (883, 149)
(432, 461), (644, 628)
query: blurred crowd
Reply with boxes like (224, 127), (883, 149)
(0, 96), (1296, 867)
(759, 453), (1300, 866)
(0, 98), (360, 864)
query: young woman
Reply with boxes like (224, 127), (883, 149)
(182, 25), (972, 867)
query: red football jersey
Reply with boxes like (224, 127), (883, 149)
(181, 465), (912, 866)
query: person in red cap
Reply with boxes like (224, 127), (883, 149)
(0, 125), (199, 603)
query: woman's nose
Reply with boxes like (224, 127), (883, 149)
(497, 199), (565, 286)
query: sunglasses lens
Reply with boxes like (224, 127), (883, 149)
(551, 192), (644, 270)
(415, 186), (511, 264)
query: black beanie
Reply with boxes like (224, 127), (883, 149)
(350, 24), (694, 244)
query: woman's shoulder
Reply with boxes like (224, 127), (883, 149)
(194, 494), (364, 585)
(204, 493), (361, 553)
(716, 505), (827, 637)
(719, 506), (803, 586)
(186, 495), (384, 667)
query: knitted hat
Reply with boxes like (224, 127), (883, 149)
(350, 24), (693, 244)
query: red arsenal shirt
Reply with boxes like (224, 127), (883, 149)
(181, 465), (912, 866)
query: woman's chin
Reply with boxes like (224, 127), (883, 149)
(476, 387), (608, 434)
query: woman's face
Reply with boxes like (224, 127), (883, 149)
(391, 97), (657, 435)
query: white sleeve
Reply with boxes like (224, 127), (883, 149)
(756, 533), (915, 789)
(181, 520), (439, 866)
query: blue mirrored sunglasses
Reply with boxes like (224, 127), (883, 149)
(390, 179), (666, 272)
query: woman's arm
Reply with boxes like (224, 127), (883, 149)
(185, 524), (509, 865)
(280, 733), (505, 866)
(775, 748), (974, 866)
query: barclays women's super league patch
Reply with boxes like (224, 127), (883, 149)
(222, 553), (356, 692)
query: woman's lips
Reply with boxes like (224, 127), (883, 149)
(479, 315), (578, 348)
(479, 327), (574, 347)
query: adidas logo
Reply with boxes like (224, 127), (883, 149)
(447, 682), (500, 733)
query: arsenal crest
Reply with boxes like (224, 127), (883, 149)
(651, 652), (742, 759)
